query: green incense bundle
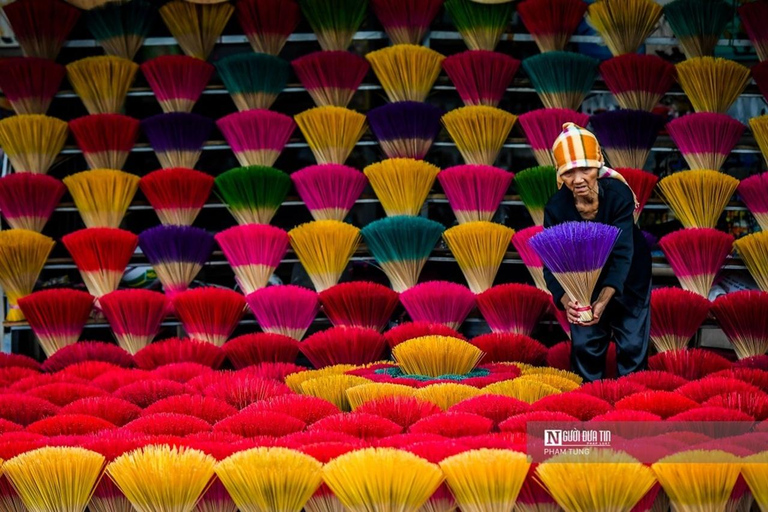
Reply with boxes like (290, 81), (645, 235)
(299, 0), (368, 51)
(85, 0), (157, 60)
(663, 0), (734, 59)
(444, 0), (513, 51)
(215, 53), (290, 112)
(215, 165), (291, 225)
(522, 51), (599, 110)
(514, 165), (558, 226)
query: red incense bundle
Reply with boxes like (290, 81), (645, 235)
(517, 0), (588, 52)
(139, 168), (214, 226)
(384, 322), (465, 349)
(172, 287), (246, 347)
(600, 54), (676, 112)
(370, 0), (444, 44)
(649, 287), (710, 353)
(476, 283), (552, 336)
(141, 55), (215, 113)
(319, 281), (399, 332)
(292, 51), (370, 108)
(98, 289), (170, 355)
(17, 289), (94, 358)
(0, 57), (65, 115)
(236, 0), (301, 55)
(300, 326), (387, 367)
(613, 167), (659, 221)
(442, 50), (520, 107)
(0, 173), (64, 232)
(399, 281), (476, 330)
(2, 0), (80, 59)
(511, 226), (547, 291)
(223, 333), (299, 368)
(712, 291), (768, 359)
(69, 114), (140, 170)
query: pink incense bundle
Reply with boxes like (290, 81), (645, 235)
(217, 109), (296, 168)
(755, 61), (768, 105)
(649, 287), (710, 353)
(599, 54), (676, 112)
(739, 172), (768, 231)
(659, 228), (734, 298)
(471, 332), (548, 365)
(300, 326), (387, 367)
(383, 321), (465, 349)
(511, 225), (547, 291)
(437, 164), (513, 224)
(215, 224), (289, 295)
(139, 168), (214, 226)
(235, 0), (301, 55)
(61, 227), (138, 299)
(666, 112), (745, 171)
(0, 173), (64, 232)
(98, 289), (170, 355)
(398, 281), (476, 330)
(613, 167), (659, 221)
(292, 51), (370, 108)
(738, 0), (768, 62)
(712, 290), (768, 359)
(223, 333), (299, 368)
(370, 0), (444, 45)
(319, 281), (399, 332)
(442, 50), (520, 107)
(246, 285), (320, 340)
(517, 108), (590, 167)
(291, 164), (368, 222)
(68, 114), (140, 170)
(476, 283), (552, 336)
(140, 55), (215, 113)
(171, 287), (246, 347)
(17, 289), (94, 358)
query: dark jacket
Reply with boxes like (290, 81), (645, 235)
(543, 178), (652, 314)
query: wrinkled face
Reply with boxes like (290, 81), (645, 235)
(560, 167), (599, 197)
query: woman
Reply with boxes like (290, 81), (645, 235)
(542, 122), (652, 382)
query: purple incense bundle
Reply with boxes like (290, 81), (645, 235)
(666, 112), (745, 171)
(141, 112), (214, 169)
(367, 101), (443, 160)
(529, 221), (621, 322)
(589, 109), (665, 170)
(217, 109), (296, 168)
(291, 164), (368, 221)
(518, 108), (590, 167)
(138, 225), (214, 297)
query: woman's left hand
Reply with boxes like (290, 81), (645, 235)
(578, 287), (616, 326)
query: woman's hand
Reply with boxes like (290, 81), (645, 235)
(562, 296), (588, 324)
(579, 287), (616, 326)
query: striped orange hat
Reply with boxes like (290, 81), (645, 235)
(552, 122), (604, 175)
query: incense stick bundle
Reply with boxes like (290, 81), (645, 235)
(69, 114), (140, 170)
(398, 281), (475, 329)
(0, 173), (65, 232)
(586, 0), (662, 56)
(441, 105), (517, 166)
(733, 231), (768, 292)
(512, 225), (547, 291)
(142, 112), (214, 169)
(215, 224), (290, 295)
(443, 221), (515, 293)
(289, 220), (362, 292)
(291, 164), (368, 221)
(589, 109), (665, 169)
(442, 50), (520, 107)
(650, 287), (710, 352)
(17, 288), (94, 357)
(676, 57), (750, 114)
(0, 229), (55, 322)
(295, 106), (367, 165)
(749, 115), (768, 168)
(739, 0), (768, 61)
(522, 52), (599, 110)
(2, 0), (80, 59)
(657, 169), (739, 228)
(513, 165), (558, 225)
(218, 109), (296, 168)
(141, 55), (215, 113)
(66, 56), (139, 115)
(292, 51), (370, 108)
(319, 281), (399, 331)
(63, 169), (140, 229)
(0, 57), (65, 115)
(172, 287), (246, 346)
(444, 0), (513, 51)
(666, 113), (745, 171)
(517, 0), (588, 52)
(613, 167), (658, 221)
(366, 45), (445, 103)
(738, 172), (768, 231)
(712, 290), (768, 359)
(216, 52), (290, 112)
(394, 335), (483, 377)
(600, 54), (676, 112)
(99, 289), (169, 354)
(659, 227), (733, 297)
(517, 108), (590, 167)
(246, 285), (320, 340)
(215, 165), (291, 225)
(159, 1), (234, 60)
(236, 0), (300, 55)
(437, 164), (513, 223)
(663, 0), (733, 59)
(84, 0), (157, 60)
(367, 101), (443, 160)
(0, 114), (68, 174)
(363, 158), (441, 217)
(139, 168), (214, 226)
(371, 0), (444, 45)
(300, 0), (368, 51)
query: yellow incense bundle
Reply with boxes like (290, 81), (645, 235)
(289, 220), (361, 292)
(66, 56), (139, 114)
(63, 169), (140, 229)
(656, 169), (739, 229)
(442, 221), (514, 293)
(414, 382), (482, 410)
(392, 335), (484, 377)
(483, 379), (561, 403)
(346, 382), (416, 410)
(0, 114), (68, 174)
(159, 1), (234, 60)
(295, 106), (368, 165)
(587, 0), (662, 56)
(676, 57), (750, 114)
(441, 106), (517, 166)
(363, 158), (441, 216)
(366, 44), (445, 102)
(0, 229), (55, 322)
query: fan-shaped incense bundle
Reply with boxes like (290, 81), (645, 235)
(443, 221), (515, 294)
(236, 0), (300, 55)
(444, 0), (513, 51)
(613, 167), (658, 221)
(367, 102), (443, 160)
(289, 220), (361, 292)
(529, 221), (620, 322)
(295, 106), (367, 165)
(99, 289), (169, 354)
(2, 0), (80, 59)
(442, 50), (520, 107)
(298, 373), (368, 411)
(738, 172), (768, 230)
(361, 216), (445, 292)
(0, 114), (67, 174)
(138, 225), (215, 296)
(158, 1), (234, 60)
(320, 281), (399, 331)
(600, 54), (676, 112)
(63, 169), (139, 229)
(366, 45), (445, 103)
(523, 52), (598, 110)
(658, 227), (733, 297)
(0, 230), (53, 322)
(438, 164), (512, 223)
(139, 168), (214, 226)
(107, 445), (216, 512)
(513, 165), (558, 225)
(417, 382), (483, 409)
(586, 0), (662, 56)
(218, 109), (296, 168)
(589, 109), (664, 170)
(536, 449), (656, 511)
(17, 289), (94, 358)
(141, 55), (215, 113)
(398, 281), (475, 329)
(172, 287), (246, 347)
(216, 53), (290, 112)
(292, 164), (368, 221)
(66, 56), (139, 115)
(0, 173), (65, 232)
(85, 0), (157, 60)
(299, 0), (368, 51)
(477, 283), (551, 336)
(292, 51), (370, 108)
(750, 115), (768, 168)
(142, 112), (214, 169)
(442, 106), (517, 166)
(215, 165), (291, 225)
(676, 57), (750, 114)
(0, 57), (65, 115)
(216, 447), (322, 512)
(246, 285), (320, 340)
(301, 326), (387, 367)
(666, 113), (745, 171)
(734, 231), (768, 292)
(657, 169), (739, 229)
(739, 0), (768, 61)
(517, 109), (590, 167)
(4, 446), (105, 512)
(215, 224), (289, 294)
(363, 158), (441, 217)
(371, 0), (444, 45)
(69, 114), (140, 171)
(663, 0), (733, 59)
(512, 226), (546, 290)
(62, 228), (138, 298)
(649, 287), (710, 352)
(517, 0), (588, 52)
(712, 290), (768, 359)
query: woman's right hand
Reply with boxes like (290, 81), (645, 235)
(561, 296), (586, 324)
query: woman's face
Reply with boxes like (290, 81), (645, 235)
(560, 167), (599, 197)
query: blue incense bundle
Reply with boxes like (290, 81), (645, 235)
(529, 221), (620, 322)
(367, 101), (444, 160)
(589, 109), (665, 170)
(141, 112), (214, 169)
(138, 225), (215, 297)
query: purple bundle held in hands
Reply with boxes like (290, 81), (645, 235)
(141, 112), (214, 169)
(529, 221), (620, 322)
